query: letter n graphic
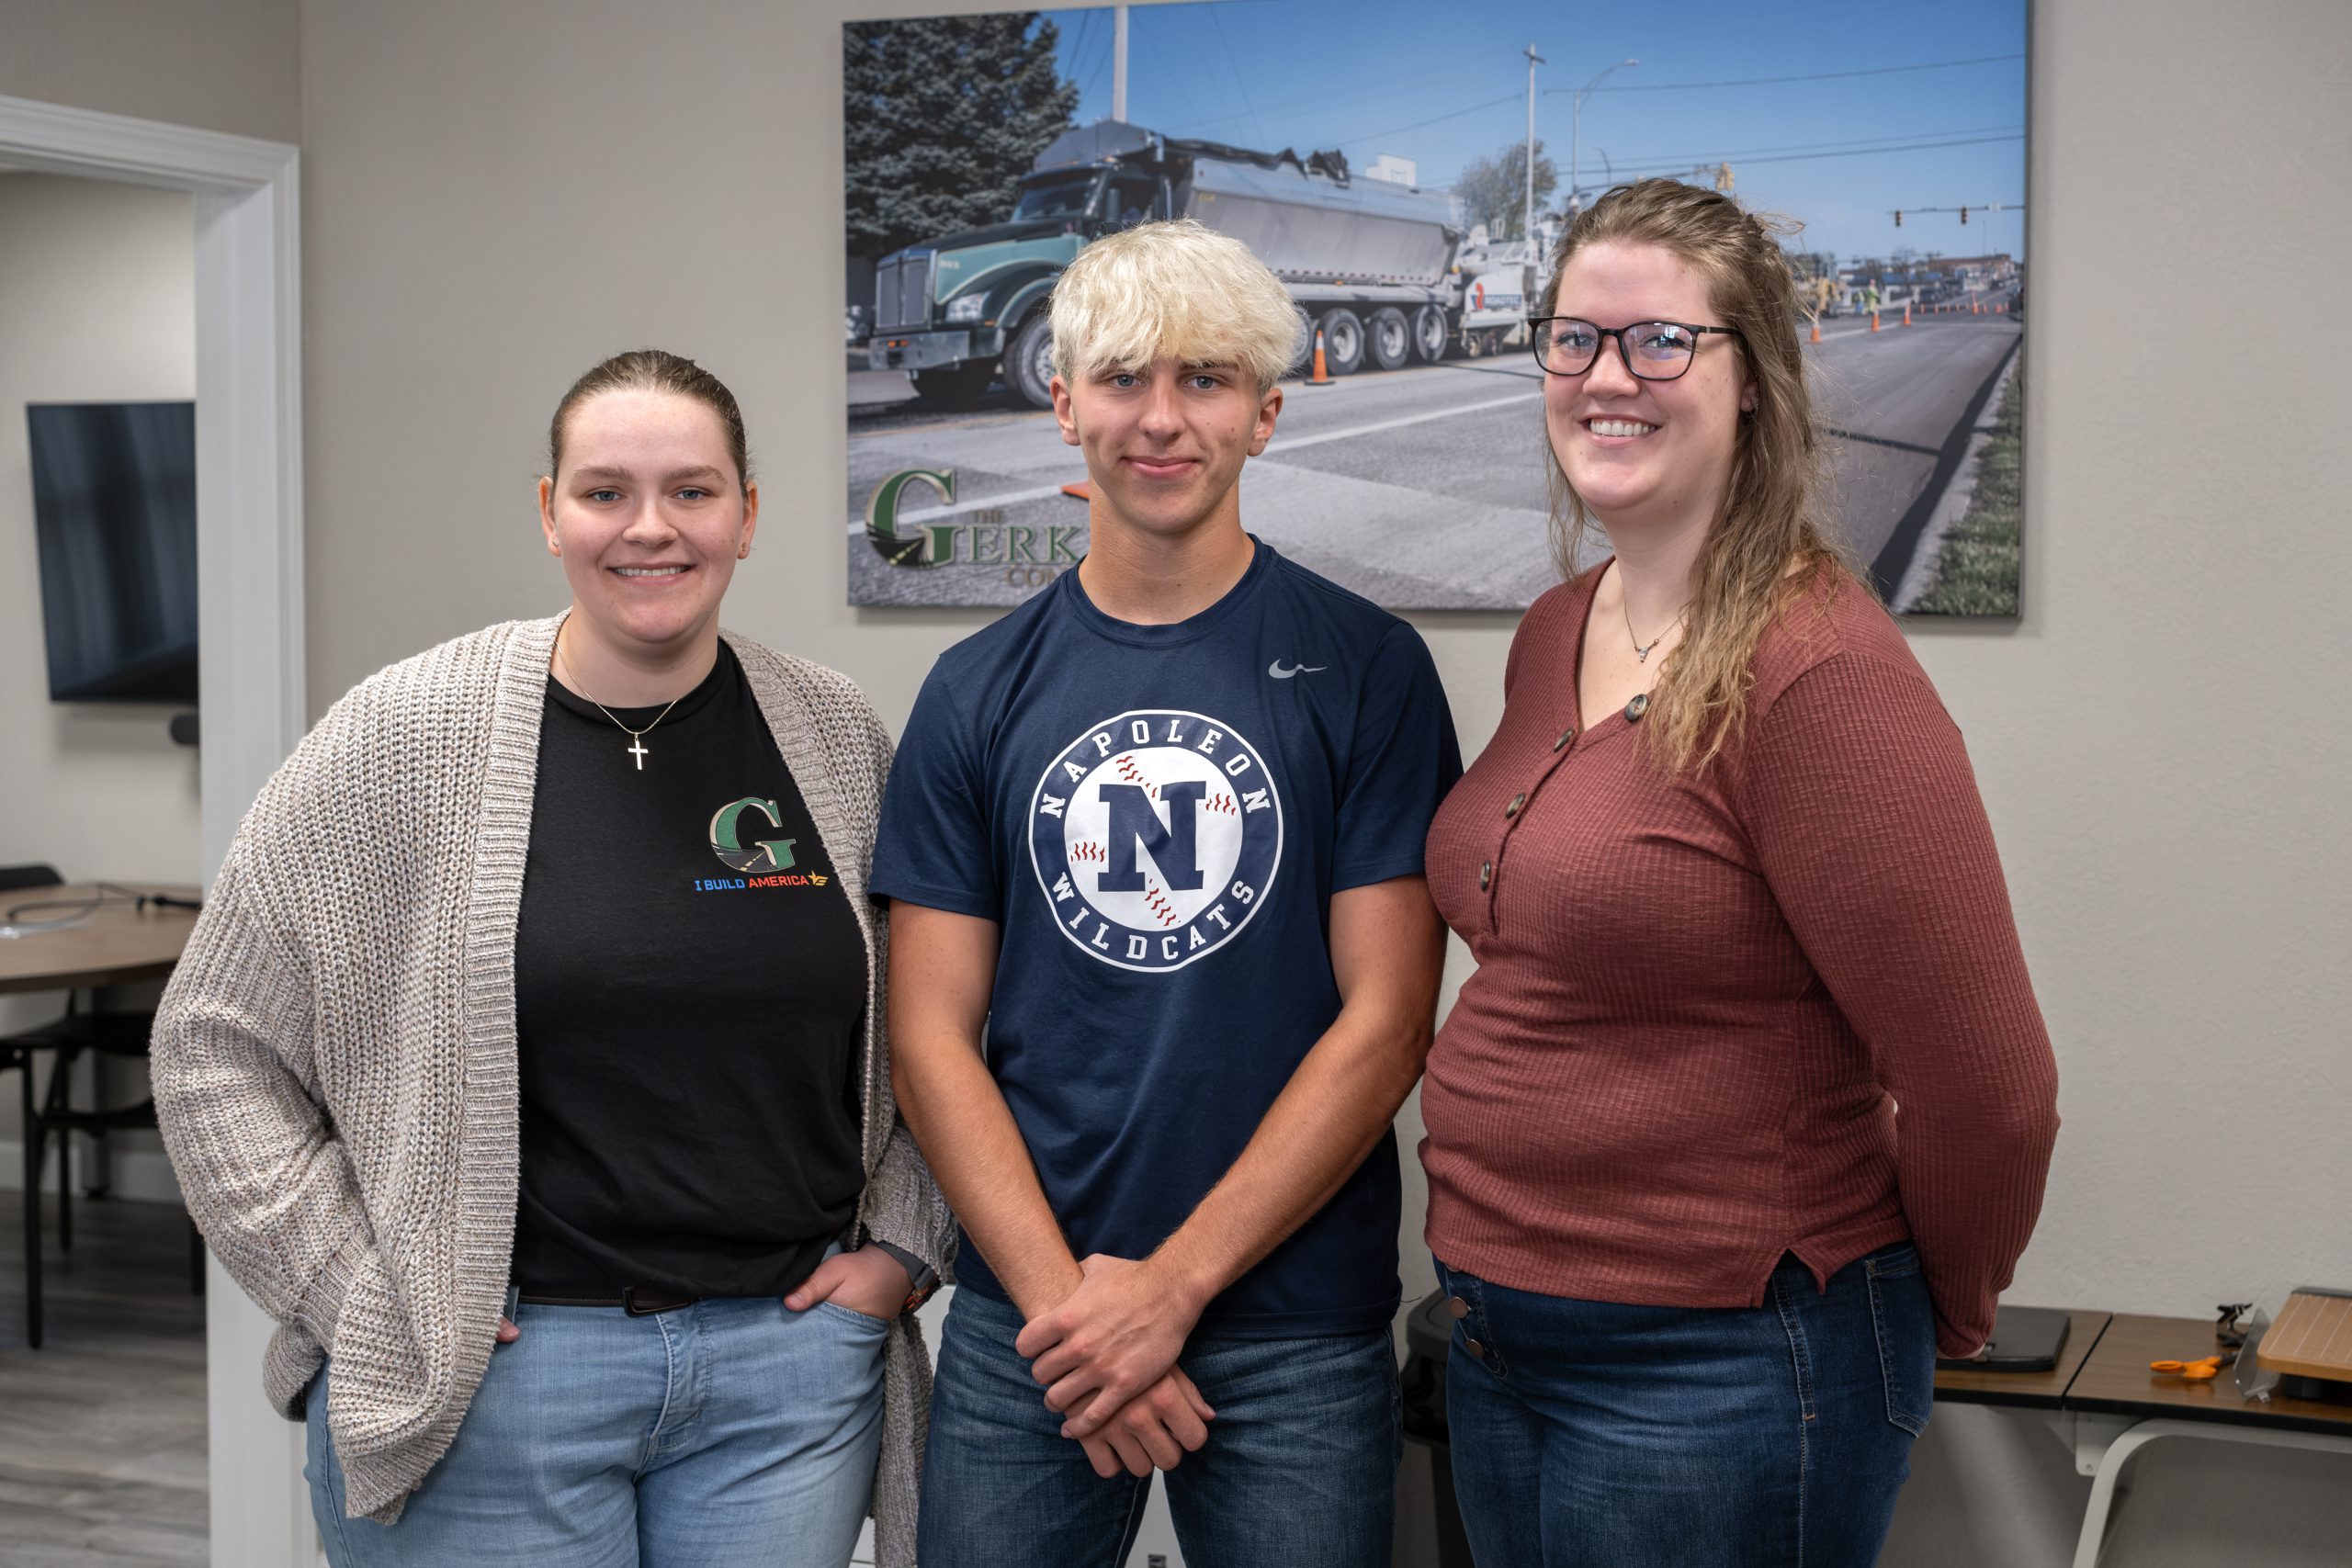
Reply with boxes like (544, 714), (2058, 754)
(1095, 781), (1206, 892)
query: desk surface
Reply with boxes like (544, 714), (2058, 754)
(1933, 1309), (2112, 1410)
(2066, 1313), (2352, 1436)
(0, 884), (200, 995)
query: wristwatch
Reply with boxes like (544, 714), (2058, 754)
(867, 1239), (940, 1314)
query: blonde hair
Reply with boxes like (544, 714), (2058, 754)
(1050, 220), (1304, 391)
(1543, 179), (1857, 773)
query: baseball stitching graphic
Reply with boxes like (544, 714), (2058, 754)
(1029, 709), (1284, 973)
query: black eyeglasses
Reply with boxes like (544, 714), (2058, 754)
(1528, 317), (1744, 381)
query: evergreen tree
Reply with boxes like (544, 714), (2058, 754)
(1450, 141), (1558, 241)
(845, 14), (1081, 263)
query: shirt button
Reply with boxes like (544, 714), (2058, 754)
(1504, 792), (1526, 818)
(1464, 1337), (1486, 1359)
(1624, 693), (1650, 721)
(1554, 727), (1577, 751)
(1448, 1296), (1470, 1319)
(1478, 861), (1493, 891)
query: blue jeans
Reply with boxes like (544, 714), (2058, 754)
(919, 1285), (1400, 1567)
(305, 1290), (888, 1567)
(1436, 1245), (1934, 1568)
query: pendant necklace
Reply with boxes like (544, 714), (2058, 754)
(1623, 593), (1689, 664)
(555, 634), (682, 772)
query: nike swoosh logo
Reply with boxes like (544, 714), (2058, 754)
(1268, 660), (1328, 679)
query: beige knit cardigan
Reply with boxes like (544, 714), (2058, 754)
(151, 615), (954, 1568)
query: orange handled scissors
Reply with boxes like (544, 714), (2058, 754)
(2150, 1351), (2236, 1380)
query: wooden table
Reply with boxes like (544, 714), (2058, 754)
(0, 885), (200, 995)
(1934, 1308), (2112, 1410)
(2059, 1313), (2352, 1567)
(2069, 1312), (2352, 1438)
(3, 883), (202, 1348)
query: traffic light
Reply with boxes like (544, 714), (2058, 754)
(1961, 206), (1970, 224)
(1894, 209), (1903, 227)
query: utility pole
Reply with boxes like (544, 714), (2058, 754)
(1523, 41), (1544, 245)
(1114, 5), (1129, 123)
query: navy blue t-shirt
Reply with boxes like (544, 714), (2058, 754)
(872, 541), (1462, 1337)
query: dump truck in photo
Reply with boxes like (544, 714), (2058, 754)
(866, 119), (1469, 409)
(1452, 231), (1543, 358)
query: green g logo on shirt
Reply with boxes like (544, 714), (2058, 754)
(709, 796), (797, 874)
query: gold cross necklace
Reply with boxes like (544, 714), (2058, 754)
(555, 632), (682, 772)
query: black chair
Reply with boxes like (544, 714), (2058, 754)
(1, 866), (196, 1348)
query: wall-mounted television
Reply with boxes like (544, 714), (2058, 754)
(26, 400), (198, 704)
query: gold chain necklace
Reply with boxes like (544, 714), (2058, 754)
(1623, 594), (1689, 664)
(555, 633), (683, 772)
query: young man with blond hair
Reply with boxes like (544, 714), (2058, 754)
(874, 220), (1460, 1563)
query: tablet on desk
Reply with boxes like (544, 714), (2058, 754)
(1937, 1305), (2072, 1372)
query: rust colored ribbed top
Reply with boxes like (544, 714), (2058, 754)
(1420, 564), (2059, 1357)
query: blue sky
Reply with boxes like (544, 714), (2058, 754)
(1033, 0), (2027, 265)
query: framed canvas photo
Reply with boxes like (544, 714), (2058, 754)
(844, 1), (2026, 615)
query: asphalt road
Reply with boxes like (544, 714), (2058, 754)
(1809, 308), (2023, 583)
(845, 306), (2022, 609)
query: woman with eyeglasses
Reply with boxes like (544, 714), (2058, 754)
(1418, 178), (2060, 1565)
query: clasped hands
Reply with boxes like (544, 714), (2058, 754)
(1016, 1253), (1216, 1479)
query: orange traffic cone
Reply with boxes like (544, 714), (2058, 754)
(1060, 479), (1093, 500)
(1870, 310), (1881, 333)
(1810, 318), (1823, 344)
(1902, 302), (1912, 327)
(1973, 299), (1982, 315)
(1306, 329), (1335, 387)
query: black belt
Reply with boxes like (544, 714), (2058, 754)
(514, 1286), (699, 1316)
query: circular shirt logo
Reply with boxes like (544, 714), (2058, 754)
(1029, 709), (1283, 973)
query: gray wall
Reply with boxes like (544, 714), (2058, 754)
(0, 174), (200, 886)
(0, 0), (300, 144)
(0, 172), (198, 1187)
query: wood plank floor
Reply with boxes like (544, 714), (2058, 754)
(0, 1191), (207, 1565)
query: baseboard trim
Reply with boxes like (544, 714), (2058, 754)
(0, 1140), (185, 1205)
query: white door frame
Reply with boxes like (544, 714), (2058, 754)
(0, 93), (311, 1568)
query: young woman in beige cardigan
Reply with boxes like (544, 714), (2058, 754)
(153, 351), (951, 1568)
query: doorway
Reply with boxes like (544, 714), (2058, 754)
(0, 90), (310, 1568)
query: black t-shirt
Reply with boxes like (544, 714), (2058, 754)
(510, 639), (868, 1298)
